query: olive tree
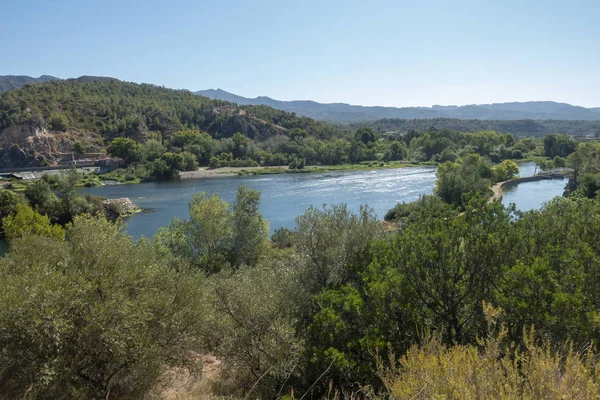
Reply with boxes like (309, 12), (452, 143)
(0, 216), (206, 398)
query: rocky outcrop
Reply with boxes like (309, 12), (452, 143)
(0, 124), (46, 146)
(103, 198), (141, 220)
(0, 144), (45, 169)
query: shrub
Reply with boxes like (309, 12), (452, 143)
(0, 216), (206, 398)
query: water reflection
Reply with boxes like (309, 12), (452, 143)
(80, 167), (437, 239)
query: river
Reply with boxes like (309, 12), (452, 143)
(0, 163), (569, 257)
(80, 167), (437, 239)
(501, 176), (568, 212)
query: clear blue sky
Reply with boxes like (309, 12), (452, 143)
(1, 0), (599, 107)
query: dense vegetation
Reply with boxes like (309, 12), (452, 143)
(5, 79), (600, 398)
(365, 117), (600, 137)
(0, 79), (548, 181)
(4, 132), (600, 398)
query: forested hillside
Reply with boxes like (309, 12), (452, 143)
(0, 79), (342, 169)
(0, 78), (338, 141)
(366, 117), (600, 137)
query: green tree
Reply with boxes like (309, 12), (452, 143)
(355, 127), (377, 145)
(229, 186), (269, 268)
(2, 203), (65, 243)
(293, 204), (383, 293)
(156, 187), (268, 273)
(491, 160), (519, 182)
(435, 154), (492, 208)
(0, 216), (206, 398)
(157, 193), (232, 273)
(72, 140), (86, 154)
(107, 137), (143, 164)
(543, 133), (576, 158)
(0, 188), (20, 221)
(181, 151), (199, 171)
(232, 132), (250, 158)
(49, 112), (69, 131)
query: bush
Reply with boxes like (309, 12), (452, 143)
(0, 216), (206, 398)
(49, 112), (69, 132)
(381, 326), (600, 399)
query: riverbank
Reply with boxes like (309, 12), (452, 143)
(179, 162), (434, 180)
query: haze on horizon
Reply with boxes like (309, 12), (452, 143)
(1, 0), (599, 108)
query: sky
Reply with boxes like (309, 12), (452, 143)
(1, 0), (599, 107)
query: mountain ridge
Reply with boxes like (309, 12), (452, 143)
(196, 89), (600, 122)
(2, 76), (599, 122)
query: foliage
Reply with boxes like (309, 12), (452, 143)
(205, 261), (304, 397)
(368, 117), (600, 137)
(435, 154), (492, 208)
(107, 137), (143, 164)
(0, 216), (206, 398)
(72, 140), (86, 154)
(384, 194), (450, 224)
(48, 111), (69, 131)
(543, 133), (576, 158)
(156, 186), (269, 273)
(21, 169), (104, 224)
(293, 204), (384, 294)
(381, 328), (600, 400)
(0, 188), (20, 221)
(491, 159), (519, 182)
(2, 203), (65, 243)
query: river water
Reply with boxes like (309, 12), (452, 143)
(80, 167), (437, 239)
(0, 163), (569, 256)
(501, 177), (568, 212)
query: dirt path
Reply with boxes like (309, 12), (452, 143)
(489, 181), (505, 203)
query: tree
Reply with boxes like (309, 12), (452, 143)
(107, 137), (143, 164)
(232, 132), (250, 158)
(544, 134), (576, 158)
(49, 112), (69, 131)
(157, 193), (232, 273)
(181, 151), (199, 171)
(72, 140), (86, 154)
(156, 186), (268, 273)
(24, 179), (60, 217)
(492, 160), (519, 182)
(151, 152), (186, 180)
(389, 200), (517, 344)
(0, 189), (20, 221)
(435, 154), (492, 208)
(0, 216), (206, 398)
(2, 203), (65, 243)
(143, 139), (166, 161)
(229, 186), (269, 268)
(355, 127), (377, 145)
(293, 204), (383, 293)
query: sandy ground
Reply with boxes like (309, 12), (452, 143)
(180, 166), (289, 180)
(161, 354), (222, 399)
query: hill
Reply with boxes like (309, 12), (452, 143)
(196, 89), (600, 122)
(0, 79), (340, 168)
(0, 75), (60, 92)
(365, 118), (600, 138)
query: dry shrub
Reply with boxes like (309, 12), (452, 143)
(380, 304), (600, 399)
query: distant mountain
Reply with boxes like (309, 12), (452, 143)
(0, 75), (60, 92)
(196, 89), (600, 122)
